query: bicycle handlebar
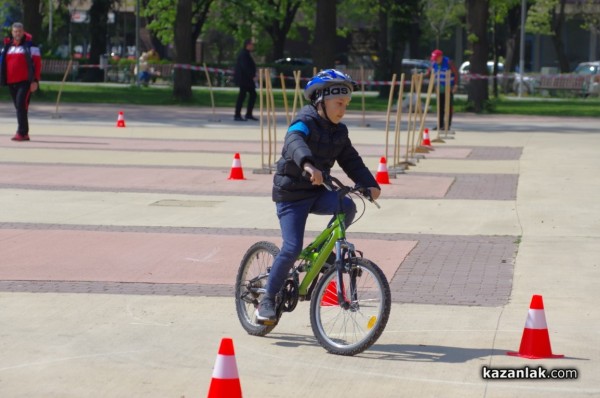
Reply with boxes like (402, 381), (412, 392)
(302, 171), (380, 209)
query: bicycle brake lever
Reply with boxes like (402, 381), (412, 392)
(356, 186), (381, 209)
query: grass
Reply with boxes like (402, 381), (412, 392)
(2, 82), (599, 117)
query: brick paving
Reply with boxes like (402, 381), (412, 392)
(466, 146), (523, 160)
(388, 234), (517, 307)
(420, 173), (519, 200)
(0, 222), (518, 306)
(0, 131), (522, 307)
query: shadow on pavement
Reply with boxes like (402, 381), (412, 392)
(265, 334), (508, 363)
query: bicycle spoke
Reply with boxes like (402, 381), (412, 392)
(310, 259), (391, 355)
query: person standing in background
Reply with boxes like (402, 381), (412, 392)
(428, 49), (458, 131)
(233, 39), (257, 121)
(0, 22), (42, 141)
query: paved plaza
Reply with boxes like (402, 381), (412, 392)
(0, 102), (598, 397)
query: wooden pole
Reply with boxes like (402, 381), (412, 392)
(410, 74), (424, 155)
(259, 68), (265, 169)
(265, 69), (273, 168)
(432, 69), (445, 143)
(267, 70), (278, 166)
(401, 74), (417, 167)
(416, 70), (436, 147)
(203, 63), (218, 119)
(384, 73), (397, 163)
(444, 69), (451, 137)
(393, 73), (405, 167)
(280, 73), (290, 126)
(53, 59), (73, 118)
(360, 66), (367, 127)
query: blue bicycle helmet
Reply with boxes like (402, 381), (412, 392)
(304, 69), (358, 104)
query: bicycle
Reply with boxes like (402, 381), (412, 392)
(235, 175), (391, 356)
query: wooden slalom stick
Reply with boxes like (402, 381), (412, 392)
(53, 59), (73, 119)
(392, 73), (405, 169)
(383, 73), (397, 164)
(432, 68), (445, 143)
(280, 73), (290, 126)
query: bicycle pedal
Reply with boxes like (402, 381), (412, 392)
(257, 318), (278, 326)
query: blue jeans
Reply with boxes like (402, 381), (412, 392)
(265, 190), (356, 298)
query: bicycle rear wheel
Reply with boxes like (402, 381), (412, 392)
(310, 258), (391, 355)
(235, 241), (279, 336)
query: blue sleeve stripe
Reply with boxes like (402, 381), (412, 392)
(287, 121), (309, 136)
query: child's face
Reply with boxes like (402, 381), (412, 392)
(321, 97), (351, 124)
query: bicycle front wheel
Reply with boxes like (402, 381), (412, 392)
(235, 241), (279, 336)
(310, 258), (391, 356)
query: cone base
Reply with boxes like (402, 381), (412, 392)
(376, 174), (390, 184)
(507, 351), (564, 359)
(207, 378), (242, 398)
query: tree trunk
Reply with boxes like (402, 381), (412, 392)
(312, 0), (337, 70)
(173, 0), (193, 101)
(466, 0), (489, 112)
(86, 0), (111, 82)
(504, 4), (520, 74)
(22, 0), (43, 44)
(375, 6), (390, 98)
(551, 0), (570, 72)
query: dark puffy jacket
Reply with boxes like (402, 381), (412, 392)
(272, 105), (379, 202)
(233, 48), (256, 88)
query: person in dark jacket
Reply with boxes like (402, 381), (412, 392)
(233, 39), (257, 121)
(0, 22), (42, 141)
(256, 69), (381, 322)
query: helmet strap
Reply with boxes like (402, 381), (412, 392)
(316, 101), (333, 124)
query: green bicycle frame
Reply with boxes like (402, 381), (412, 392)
(296, 212), (347, 296)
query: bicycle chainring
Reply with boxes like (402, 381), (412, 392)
(281, 279), (299, 312)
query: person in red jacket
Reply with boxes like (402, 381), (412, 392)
(0, 22), (42, 141)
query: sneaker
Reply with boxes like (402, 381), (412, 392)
(245, 115), (259, 121)
(234, 116), (247, 122)
(11, 133), (30, 141)
(256, 296), (276, 321)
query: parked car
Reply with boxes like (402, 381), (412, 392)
(398, 59), (430, 90)
(401, 59), (430, 76)
(573, 61), (600, 96)
(271, 57), (313, 87)
(459, 61), (536, 95)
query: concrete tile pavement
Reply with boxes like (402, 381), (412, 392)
(0, 103), (598, 397)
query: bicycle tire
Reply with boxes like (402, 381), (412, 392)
(235, 241), (280, 336)
(310, 258), (391, 355)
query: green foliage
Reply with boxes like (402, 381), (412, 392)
(144, 0), (177, 45)
(422, 0), (465, 42)
(526, 0), (557, 35)
(467, 33), (479, 43)
(574, 0), (600, 32)
(489, 0), (521, 22)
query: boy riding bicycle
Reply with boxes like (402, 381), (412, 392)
(257, 69), (381, 322)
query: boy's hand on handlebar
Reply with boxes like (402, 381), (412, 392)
(303, 164), (323, 186)
(369, 187), (381, 200)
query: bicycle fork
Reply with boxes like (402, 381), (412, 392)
(333, 239), (361, 310)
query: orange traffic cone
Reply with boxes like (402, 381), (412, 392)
(321, 280), (338, 306)
(375, 156), (390, 184)
(207, 338), (242, 398)
(116, 111), (126, 128)
(321, 280), (348, 307)
(228, 153), (245, 180)
(422, 128), (432, 146)
(507, 295), (564, 359)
